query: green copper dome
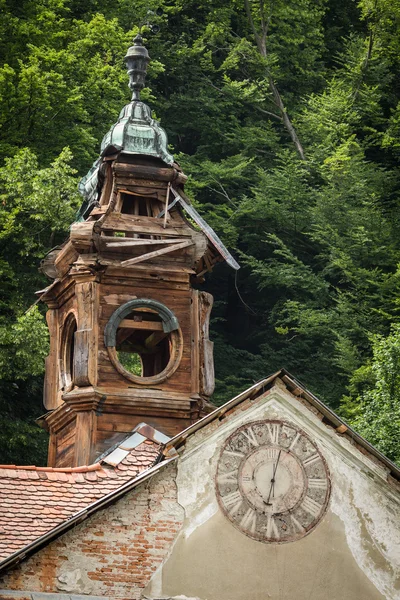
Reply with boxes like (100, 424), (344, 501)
(77, 34), (173, 218)
(100, 100), (173, 164)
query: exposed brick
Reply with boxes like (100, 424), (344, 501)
(0, 463), (183, 600)
(0, 442), (161, 561)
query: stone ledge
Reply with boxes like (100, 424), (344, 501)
(0, 591), (110, 600)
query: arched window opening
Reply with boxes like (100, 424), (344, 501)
(61, 313), (77, 391)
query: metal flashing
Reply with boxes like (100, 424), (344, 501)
(119, 432), (147, 451)
(99, 422), (171, 467)
(169, 187), (240, 270)
(104, 298), (179, 348)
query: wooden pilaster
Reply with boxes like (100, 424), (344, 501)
(74, 411), (96, 466)
(43, 307), (61, 410)
(74, 279), (99, 387)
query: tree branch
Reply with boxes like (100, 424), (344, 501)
(204, 76), (282, 121)
(206, 173), (239, 207)
(244, 0), (262, 51)
(243, 0), (307, 161)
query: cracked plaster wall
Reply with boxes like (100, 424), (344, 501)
(145, 383), (400, 600)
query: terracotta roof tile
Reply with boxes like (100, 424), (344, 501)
(0, 440), (161, 561)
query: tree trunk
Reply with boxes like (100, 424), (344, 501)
(244, 0), (307, 161)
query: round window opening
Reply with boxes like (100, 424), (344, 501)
(105, 299), (183, 385)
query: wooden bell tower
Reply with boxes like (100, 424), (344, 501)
(39, 35), (239, 467)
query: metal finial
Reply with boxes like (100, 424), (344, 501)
(124, 34), (150, 101)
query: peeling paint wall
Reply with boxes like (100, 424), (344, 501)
(0, 464), (183, 600)
(145, 384), (400, 600)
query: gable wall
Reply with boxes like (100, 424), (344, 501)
(145, 383), (400, 600)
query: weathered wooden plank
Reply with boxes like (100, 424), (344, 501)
(96, 417), (190, 439)
(97, 368), (192, 393)
(105, 237), (188, 248)
(118, 319), (164, 331)
(100, 262), (194, 278)
(101, 212), (191, 236)
(74, 329), (90, 386)
(95, 386), (192, 401)
(98, 347), (191, 366)
(75, 281), (99, 387)
(113, 162), (187, 184)
(191, 290), (200, 396)
(102, 293), (137, 306)
(55, 444), (75, 468)
(145, 330), (168, 349)
(70, 221), (96, 251)
(103, 250), (194, 265)
(89, 206), (108, 216)
(99, 282), (191, 296)
(47, 434), (57, 467)
(199, 291), (215, 397)
(43, 308), (61, 410)
(74, 411), (96, 466)
(97, 403), (191, 424)
(100, 277), (191, 291)
(54, 419), (76, 467)
(99, 293), (190, 318)
(118, 186), (161, 198)
(115, 177), (168, 190)
(121, 239), (193, 267)
(53, 242), (79, 279)
(97, 415), (191, 436)
(99, 162), (114, 206)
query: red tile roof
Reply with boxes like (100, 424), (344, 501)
(0, 440), (160, 560)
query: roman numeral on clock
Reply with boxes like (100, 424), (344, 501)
(240, 508), (257, 533)
(303, 453), (320, 467)
(223, 449), (245, 458)
(265, 448), (279, 460)
(266, 515), (280, 539)
(289, 432), (301, 451)
(241, 427), (259, 448)
(291, 514), (305, 533)
(218, 470), (237, 484)
(267, 423), (280, 445)
(222, 490), (243, 515)
(308, 478), (327, 489)
(302, 495), (322, 518)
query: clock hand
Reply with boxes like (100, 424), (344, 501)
(265, 449), (281, 506)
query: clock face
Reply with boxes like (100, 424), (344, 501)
(215, 420), (330, 543)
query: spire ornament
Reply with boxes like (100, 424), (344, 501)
(78, 33), (174, 213)
(124, 33), (150, 101)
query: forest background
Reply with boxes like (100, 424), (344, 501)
(1, 0), (400, 465)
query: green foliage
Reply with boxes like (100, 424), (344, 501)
(1, 0), (400, 465)
(0, 307), (49, 380)
(0, 416), (48, 466)
(117, 351), (143, 376)
(0, 146), (80, 464)
(341, 325), (400, 464)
